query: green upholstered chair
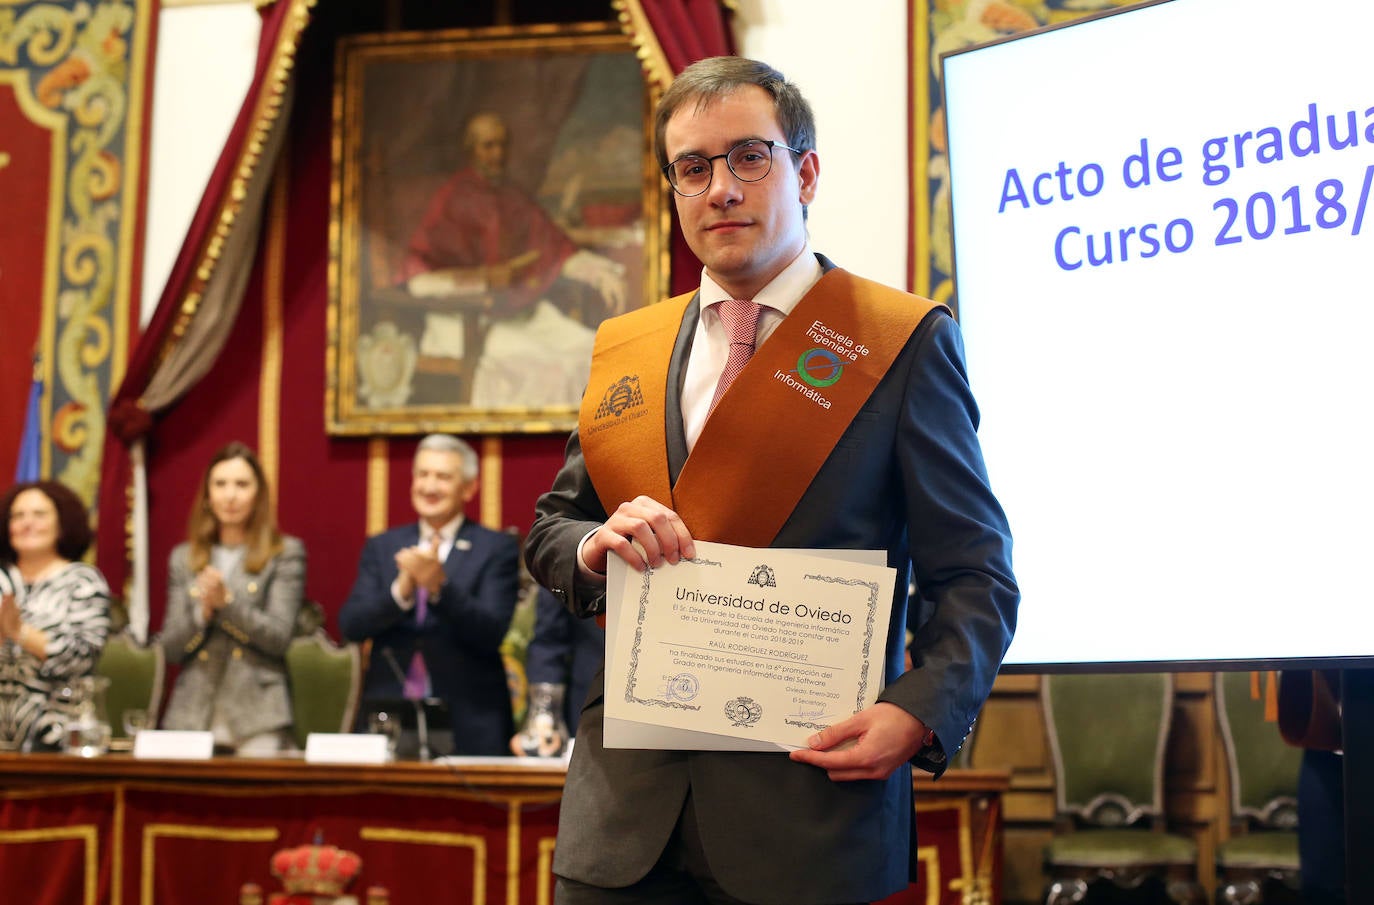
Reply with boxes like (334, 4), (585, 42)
(285, 630), (362, 750)
(95, 629), (165, 740)
(1042, 673), (1204, 905)
(1213, 672), (1302, 905)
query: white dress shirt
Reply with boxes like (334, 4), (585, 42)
(576, 246), (823, 578)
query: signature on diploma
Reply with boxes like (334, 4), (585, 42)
(789, 705), (833, 723)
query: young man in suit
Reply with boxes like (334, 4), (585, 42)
(524, 57), (1019, 904)
(340, 434), (519, 757)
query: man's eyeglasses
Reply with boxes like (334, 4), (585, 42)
(662, 139), (803, 197)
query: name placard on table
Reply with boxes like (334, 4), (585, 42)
(132, 730), (215, 760)
(304, 733), (390, 764)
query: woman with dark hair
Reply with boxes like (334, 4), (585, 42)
(0, 481), (111, 750)
(159, 442), (305, 754)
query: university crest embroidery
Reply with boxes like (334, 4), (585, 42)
(594, 375), (645, 418)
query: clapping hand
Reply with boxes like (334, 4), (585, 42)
(395, 533), (445, 598)
(194, 566), (229, 621)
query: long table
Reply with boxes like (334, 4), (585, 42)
(0, 753), (1006, 905)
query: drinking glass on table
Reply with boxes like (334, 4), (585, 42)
(122, 708), (150, 738)
(367, 710), (401, 760)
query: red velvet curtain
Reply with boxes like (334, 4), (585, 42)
(95, 3), (504, 638)
(96, 0), (300, 601)
(637, 0), (735, 73)
(623, 0), (737, 295)
(95, 1), (740, 638)
(117, 8), (394, 637)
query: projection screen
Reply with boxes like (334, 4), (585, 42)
(942, 0), (1374, 670)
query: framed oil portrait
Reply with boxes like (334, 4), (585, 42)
(327, 22), (668, 435)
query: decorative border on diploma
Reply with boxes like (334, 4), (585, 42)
(621, 560), (718, 711)
(781, 572), (883, 730)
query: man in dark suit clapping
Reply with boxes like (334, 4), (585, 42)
(340, 434), (519, 757)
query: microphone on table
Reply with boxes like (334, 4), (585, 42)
(379, 646), (431, 762)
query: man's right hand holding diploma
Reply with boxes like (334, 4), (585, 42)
(581, 495), (697, 574)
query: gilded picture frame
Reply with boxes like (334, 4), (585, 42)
(913, 0), (1137, 311)
(327, 22), (668, 435)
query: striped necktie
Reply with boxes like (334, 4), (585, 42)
(403, 586), (430, 699)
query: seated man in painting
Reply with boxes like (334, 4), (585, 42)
(400, 111), (626, 409)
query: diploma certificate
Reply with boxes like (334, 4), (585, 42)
(604, 541), (895, 750)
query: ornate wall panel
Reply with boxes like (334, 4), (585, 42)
(0, 0), (153, 505)
(910, 0), (1139, 308)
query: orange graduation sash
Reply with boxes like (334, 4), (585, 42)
(579, 268), (943, 548)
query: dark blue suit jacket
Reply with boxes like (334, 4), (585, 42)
(525, 586), (604, 735)
(339, 520), (519, 756)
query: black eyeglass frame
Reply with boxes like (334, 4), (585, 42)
(661, 139), (805, 197)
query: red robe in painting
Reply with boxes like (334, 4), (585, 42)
(398, 167), (577, 317)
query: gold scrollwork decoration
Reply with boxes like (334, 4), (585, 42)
(53, 400), (89, 452)
(536, 836), (557, 905)
(80, 312), (112, 368)
(55, 283), (110, 500)
(0, 4), (79, 68)
(916, 846), (941, 905)
(1, 0), (147, 504)
(86, 149), (120, 200)
(62, 230), (108, 287)
(34, 54), (89, 107)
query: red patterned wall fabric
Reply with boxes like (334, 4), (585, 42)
(98, 2), (738, 638)
(0, 1), (155, 506)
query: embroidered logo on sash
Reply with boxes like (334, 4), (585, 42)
(747, 564), (777, 588)
(794, 348), (845, 388)
(594, 375), (645, 419)
(771, 348), (841, 411)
